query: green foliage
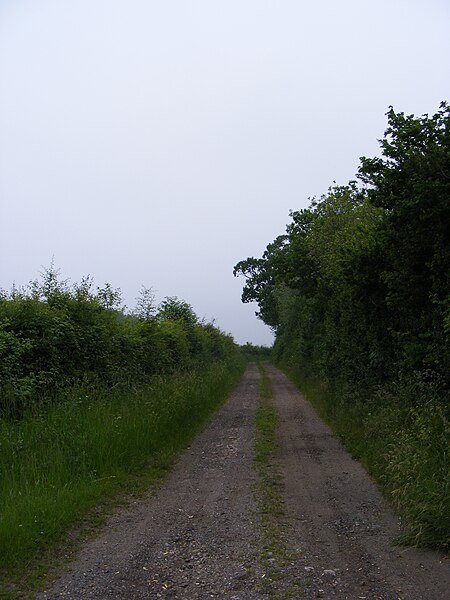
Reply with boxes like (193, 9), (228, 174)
(240, 342), (272, 362)
(385, 398), (449, 549)
(358, 102), (450, 377)
(233, 235), (289, 328)
(157, 296), (198, 328)
(235, 102), (450, 549)
(0, 268), (238, 416)
(236, 104), (450, 387)
(134, 285), (156, 320)
(158, 319), (191, 369)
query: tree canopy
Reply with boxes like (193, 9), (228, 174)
(234, 103), (450, 387)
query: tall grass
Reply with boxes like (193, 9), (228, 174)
(0, 358), (244, 580)
(280, 365), (450, 551)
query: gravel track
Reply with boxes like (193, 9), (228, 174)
(37, 364), (449, 599)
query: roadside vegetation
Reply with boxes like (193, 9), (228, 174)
(235, 102), (450, 550)
(0, 270), (244, 594)
(254, 365), (283, 554)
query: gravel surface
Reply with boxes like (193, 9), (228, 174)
(37, 364), (449, 599)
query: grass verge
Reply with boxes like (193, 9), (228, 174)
(0, 358), (245, 598)
(254, 364), (298, 599)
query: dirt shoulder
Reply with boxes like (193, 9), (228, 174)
(37, 364), (449, 599)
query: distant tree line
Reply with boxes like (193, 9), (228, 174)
(239, 342), (272, 361)
(0, 267), (237, 418)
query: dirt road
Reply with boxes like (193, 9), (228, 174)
(38, 365), (449, 599)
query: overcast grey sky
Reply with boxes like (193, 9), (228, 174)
(1, 0), (449, 345)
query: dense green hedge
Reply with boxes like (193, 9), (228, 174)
(0, 271), (237, 417)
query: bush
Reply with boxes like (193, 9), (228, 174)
(0, 267), (239, 416)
